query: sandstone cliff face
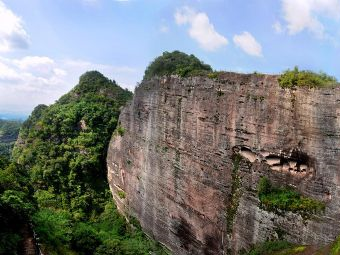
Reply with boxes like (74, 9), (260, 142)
(107, 73), (340, 254)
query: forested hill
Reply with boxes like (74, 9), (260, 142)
(0, 119), (22, 157)
(0, 71), (168, 255)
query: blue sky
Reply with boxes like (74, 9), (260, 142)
(0, 0), (340, 117)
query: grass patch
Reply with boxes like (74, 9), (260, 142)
(258, 177), (325, 219)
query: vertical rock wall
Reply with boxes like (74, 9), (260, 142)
(107, 73), (340, 254)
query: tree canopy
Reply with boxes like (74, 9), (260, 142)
(0, 119), (22, 157)
(143, 51), (212, 80)
(4, 71), (168, 254)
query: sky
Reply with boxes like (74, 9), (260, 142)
(1, 0), (340, 118)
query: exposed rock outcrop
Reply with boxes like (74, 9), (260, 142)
(107, 73), (340, 254)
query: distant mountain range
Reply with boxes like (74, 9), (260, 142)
(0, 113), (27, 120)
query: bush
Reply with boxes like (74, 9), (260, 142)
(257, 176), (272, 196)
(143, 51), (212, 80)
(95, 240), (123, 255)
(32, 208), (72, 248)
(258, 177), (325, 218)
(243, 240), (293, 255)
(278, 67), (337, 89)
(118, 190), (126, 199)
(71, 223), (102, 255)
(117, 125), (125, 136)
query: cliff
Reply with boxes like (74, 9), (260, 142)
(107, 72), (340, 254)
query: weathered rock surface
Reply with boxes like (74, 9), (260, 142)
(107, 73), (340, 254)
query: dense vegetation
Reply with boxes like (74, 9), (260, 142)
(0, 119), (22, 157)
(0, 71), (168, 254)
(241, 240), (307, 255)
(258, 177), (325, 219)
(143, 51), (212, 80)
(278, 67), (337, 89)
(0, 157), (35, 254)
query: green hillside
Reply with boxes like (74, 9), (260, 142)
(0, 119), (22, 157)
(0, 71), (168, 255)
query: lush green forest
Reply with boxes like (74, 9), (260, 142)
(0, 119), (22, 157)
(0, 71), (168, 255)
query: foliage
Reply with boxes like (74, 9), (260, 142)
(32, 208), (73, 248)
(7, 71), (168, 254)
(116, 125), (125, 136)
(13, 71), (133, 218)
(118, 190), (126, 199)
(0, 161), (35, 254)
(258, 177), (325, 219)
(143, 51), (212, 80)
(331, 235), (340, 255)
(226, 153), (242, 234)
(242, 240), (292, 255)
(242, 240), (308, 255)
(0, 119), (22, 157)
(278, 66), (337, 89)
(71, 223), (102, 254)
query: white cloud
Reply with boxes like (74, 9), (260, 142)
(233, 32), (263, 57)
(273, 21), (283, 34)
(0, 62), (20, 81)
(0, 56), (142, 115)
(281, 0), (340, 38)
(174, 6), (228, 51)
(0, 1), (29, 52)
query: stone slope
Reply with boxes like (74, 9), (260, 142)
(107, 73), (340, 254)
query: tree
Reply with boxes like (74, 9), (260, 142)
(143, 51), (212, 80)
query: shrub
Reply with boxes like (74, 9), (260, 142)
(242, 240), (293, 255)
(143, 51), (212, 80)
(117, 190), (126, 199)
(95, 240), (123, 255)
(117, 125), (125, 136)
(258, 177), (325, 219)
(71, 223), (102, 254)
(32, 208), (72, 247)
(278, 66), (337, 89)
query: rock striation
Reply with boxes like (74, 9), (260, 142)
(107, 73), (340, 254)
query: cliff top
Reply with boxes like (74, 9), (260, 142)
(143, 51), (339, 90)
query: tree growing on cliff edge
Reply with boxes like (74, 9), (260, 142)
(143, 50), (212, 80)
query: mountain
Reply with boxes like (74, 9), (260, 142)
(2, 71), (168, 255)
(107, 52), (340, 254)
